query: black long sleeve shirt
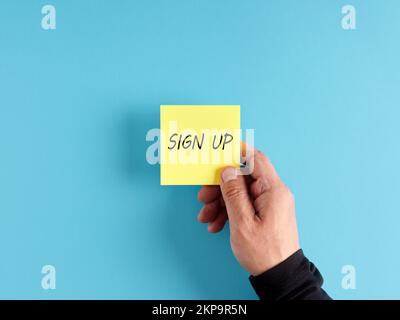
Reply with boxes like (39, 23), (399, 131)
(249, 249), (331, 300)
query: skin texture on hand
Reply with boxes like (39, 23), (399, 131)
(197, 146), (300, 276)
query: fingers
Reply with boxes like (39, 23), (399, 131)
(208, 209), (228, 233)
(219, 167), (255, 225)
(198, 198), (228, 233)
(241, 142), (282, 195)
(252, 150), (280, 185)
(241, 143), (279, 181)
(197, 185), (221, 203)
(198, 145), (279, 232)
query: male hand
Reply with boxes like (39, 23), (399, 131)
(197, 146), (300, 276)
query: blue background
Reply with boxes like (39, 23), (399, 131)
(0, 0), (399, 299)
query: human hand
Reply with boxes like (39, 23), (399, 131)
(197, 146), (300, 276)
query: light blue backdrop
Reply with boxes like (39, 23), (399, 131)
(0, 0), (399, 299)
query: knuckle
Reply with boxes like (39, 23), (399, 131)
(286, 188), (295, 202)
(280, 185), (295, 205)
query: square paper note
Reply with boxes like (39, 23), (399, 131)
(160, 105), (241, 185)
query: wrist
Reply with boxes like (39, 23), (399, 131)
(250, 245), (301, 276)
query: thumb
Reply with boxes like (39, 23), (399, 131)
(220, 167), (255, 225)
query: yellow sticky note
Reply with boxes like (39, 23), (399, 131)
(160, 105), (241, 185)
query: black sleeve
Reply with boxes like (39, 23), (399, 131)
(249, 249), (331, 300)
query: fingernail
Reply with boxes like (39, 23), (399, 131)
(221, 167), (237, 182)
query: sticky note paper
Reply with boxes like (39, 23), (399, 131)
(160, 105), (241, 185)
